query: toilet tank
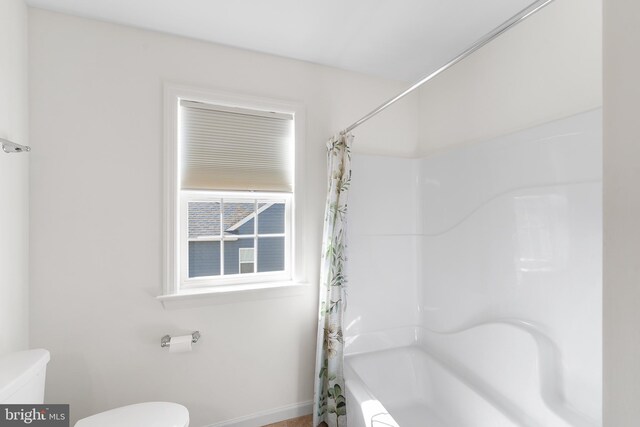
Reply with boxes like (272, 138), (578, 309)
(0, 349), (50, 403)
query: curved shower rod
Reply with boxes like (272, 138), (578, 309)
(1, 137), (31, 154)
(343, 0), (556, 134)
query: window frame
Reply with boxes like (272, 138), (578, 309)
(163, 84), (306, 297)
(180, 190), (292, 289)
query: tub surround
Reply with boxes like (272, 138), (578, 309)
(346, 109), (602, 426)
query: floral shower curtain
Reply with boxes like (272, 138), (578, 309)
(313, 132), (353, 427)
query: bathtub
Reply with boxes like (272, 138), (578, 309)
(345, 345), (518, 427)
(344, 325), (599, 427)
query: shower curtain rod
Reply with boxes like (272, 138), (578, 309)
(343, 0), (555, 134)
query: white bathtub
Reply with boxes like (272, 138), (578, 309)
(345, 345), (519, 427)
(344, 325), (599, 427)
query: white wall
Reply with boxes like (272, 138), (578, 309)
(0, 0), (29, 357)
(417, 0), (602, 154)
(603, 0), (640, 425)
(27, 9), (418, 426)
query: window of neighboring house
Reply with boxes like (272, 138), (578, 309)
(164, 87), (304, 295)
(239, 248), (255, 274)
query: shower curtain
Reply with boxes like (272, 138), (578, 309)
(314, 132), (353, 427)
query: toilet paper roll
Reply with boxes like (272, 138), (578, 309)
(168, 335), (193, 353)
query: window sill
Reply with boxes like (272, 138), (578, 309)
(157, 281), (312, 309)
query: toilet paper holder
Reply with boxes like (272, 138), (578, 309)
(161, 331), (200, 348)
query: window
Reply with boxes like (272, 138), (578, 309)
(182, 192), (291, 286)
(164, 86), (305, 296)
(239, 248), (255, 274)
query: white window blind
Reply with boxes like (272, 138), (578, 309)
(179, 100), (294, 192)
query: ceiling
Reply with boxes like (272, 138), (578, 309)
(25, 0), (536, 82)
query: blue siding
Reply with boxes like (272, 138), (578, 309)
(258, 237), (285, 272)
(189, 241), (220, 277)
(258, 203), (285, 234)
(235, 218), (255, 235)
(224, 239), (254, 275)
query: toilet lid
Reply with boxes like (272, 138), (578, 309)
(74, 402), (189, 427)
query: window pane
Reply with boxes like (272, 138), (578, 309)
(240, 263), (255, 274)
(224, 238), (254, 275)
(189, 241), (221, 277)
(258, 201), (285, 234)
(257, 237), (285, 272)
(223, 200), (255, 236)
(239, 247), (255, 263)
(239, 247), (255, 274)
(189, 201), (221, 239)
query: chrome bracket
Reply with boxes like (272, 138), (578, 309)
(1, 137), (31, 154)
(161, 331), (201, 348)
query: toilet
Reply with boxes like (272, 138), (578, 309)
(0, 349), (189, 427)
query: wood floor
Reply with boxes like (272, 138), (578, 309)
(263, 414), (312, 427)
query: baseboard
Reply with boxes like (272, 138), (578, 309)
(206, 400), (313, 427)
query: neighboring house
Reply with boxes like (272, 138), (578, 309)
(188, 202), (285, 278)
